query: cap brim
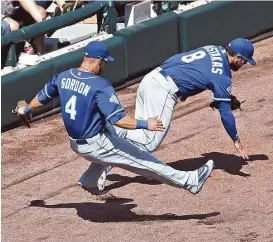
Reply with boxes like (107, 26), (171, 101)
(246, 57), (256, 66)
(105, 56), (114, 62)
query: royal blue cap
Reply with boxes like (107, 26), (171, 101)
(84, 41), (114, 62)
(228, 38), (256, 66)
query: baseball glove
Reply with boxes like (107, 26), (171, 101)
(209, 95), (246, 111)
(12, 100), (31, 128)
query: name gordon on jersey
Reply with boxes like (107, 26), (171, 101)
(61, 78), (91, 96)
(203, 46), (224, 75)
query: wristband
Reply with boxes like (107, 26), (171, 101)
(136, 120), (148, 129)
(24, 106), (31, 115)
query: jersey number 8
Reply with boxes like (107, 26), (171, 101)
(65, 95), (77, 120)
(181, 50), (206, 63)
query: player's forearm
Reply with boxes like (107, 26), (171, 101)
(29, 95), (44, 112)
(114, 114), (148, 130)
(218, 105), (239, 141)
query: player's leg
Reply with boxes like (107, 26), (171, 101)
(70, 126), (213, 194)
(125, 70), (178, 152)
(105, 70), (179, 191)
(78, 163), (112, 192)
(112, 78), (147, 141)
(134, 79), (145, 120)
(107, 73), (179, 189)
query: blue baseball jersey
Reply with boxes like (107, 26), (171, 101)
(38, 68), (126, 139)
(161, 45), (232, 101)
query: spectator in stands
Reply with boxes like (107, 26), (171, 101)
(35, 0), (67, 37)
(152, 1), (194, 16)
(1, 0), (47, 54)
(152, 1), (163, 16)
(1, 19), (17, 35)
(1, 0), (19, 34)
(36, 0), (66, 18)
(97, 1), (127, 34)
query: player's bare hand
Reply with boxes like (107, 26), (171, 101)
(234, 139), (249, 160)
(147, 118), (165, 131)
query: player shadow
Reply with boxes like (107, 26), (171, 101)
(30, 198), (220, 223)
(169, 152), (269, 177)
(104, 152), (268, 192)
(105, 175), (162, 192)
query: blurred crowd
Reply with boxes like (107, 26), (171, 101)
(1, 0), (194, 67)
(1, 0), (69, 55)
(152, 1), (193, 15)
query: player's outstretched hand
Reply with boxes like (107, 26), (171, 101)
(12, 100), (32, 128)
(234, 139), (249, 160)
(147, 117), (165, 131)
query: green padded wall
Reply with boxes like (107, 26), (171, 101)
(257, 1), (273, 33)
(178, 1), (259, 52)
(115, 12), (180, 79)
(1, 62), (53, 130)
(101, 36), (126, 87)
(51, 50), (83, 76)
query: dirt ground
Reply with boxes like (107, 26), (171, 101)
(2, 37), (273, 242)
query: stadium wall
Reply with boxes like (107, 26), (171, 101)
(2, 1), (273, 131)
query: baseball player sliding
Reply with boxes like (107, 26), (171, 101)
(14, 41), (213, 197)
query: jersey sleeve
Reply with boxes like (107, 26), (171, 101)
(217, 101), (239, 141)
(211, 77), (232, 102)
(37, 74), (59, 104)
(95, 86), (126, 124)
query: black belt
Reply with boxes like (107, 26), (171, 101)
(72, 133), (101, 145)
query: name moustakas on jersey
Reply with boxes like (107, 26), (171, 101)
(203, 45), (224, 75)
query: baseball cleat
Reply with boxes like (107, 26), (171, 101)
(78, 182), (103, 195)
(187, 159), (214, 195)
(78, 182), (117, 200)
(97, 166), (112, 192)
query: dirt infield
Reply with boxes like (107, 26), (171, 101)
(2, 37), (273, 242)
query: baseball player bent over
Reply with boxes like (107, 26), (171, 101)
(117, 38), (256, 160)
(16, 41), (213, 197)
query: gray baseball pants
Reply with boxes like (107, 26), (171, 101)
(118, 67), (179, 152)
(71, 123), (198, 190)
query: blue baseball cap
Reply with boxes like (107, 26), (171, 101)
(228, 38), (256, 66)
(84, 41), (114, 62)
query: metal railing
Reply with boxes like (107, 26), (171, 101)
(1, 1), (114, 66)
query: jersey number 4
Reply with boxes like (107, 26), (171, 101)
(65, 95), (77, 120)
(181, 50), (206, 63)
